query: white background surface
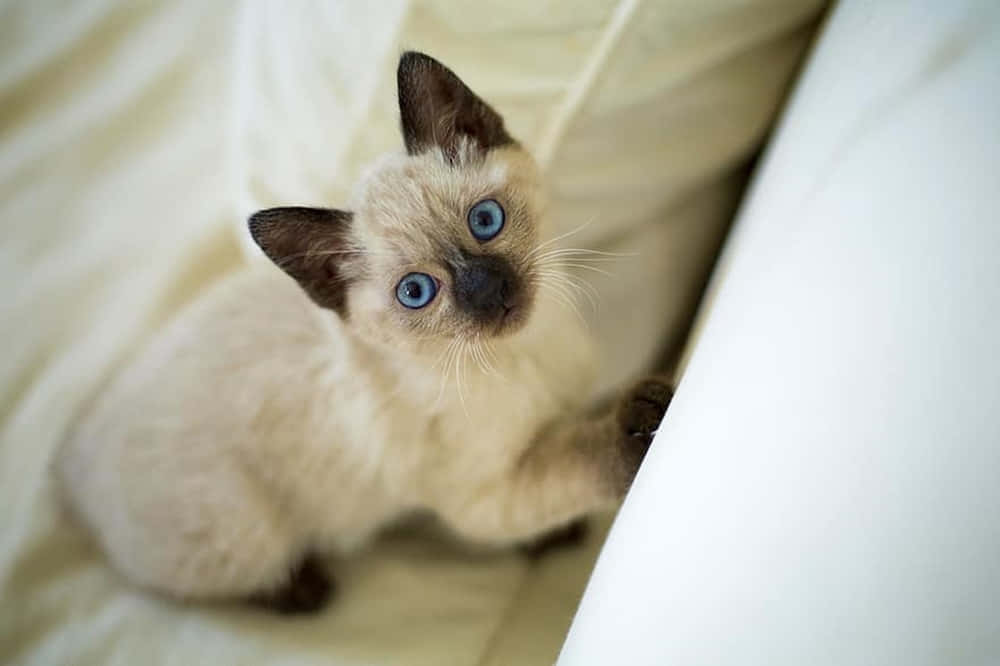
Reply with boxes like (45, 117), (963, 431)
(561, 1), (1000, 664)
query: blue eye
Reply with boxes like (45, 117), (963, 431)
(396, 272), (437, 309)
(468, 199), (505, 241)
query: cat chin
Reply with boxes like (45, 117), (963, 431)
(491, 303), (531, 337)
(458, 298), (533, 339)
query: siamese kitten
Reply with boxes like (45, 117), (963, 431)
(55, 52), (672, 613)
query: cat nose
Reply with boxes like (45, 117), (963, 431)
(453, 254), (518, 318)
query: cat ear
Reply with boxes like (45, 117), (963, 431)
(397, 51), (514, 161)
(248, 207), (357, 316)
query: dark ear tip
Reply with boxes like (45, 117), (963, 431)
(398, 50), (449, 78)
(399, 50), (431, 67)
(247, 210), (265, 242)
(247, 209), (279, 245)
(247, 208), (352, 245)
(248, 208), (278, 224)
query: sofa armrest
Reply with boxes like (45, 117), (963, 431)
(560, 2), (1000, 663)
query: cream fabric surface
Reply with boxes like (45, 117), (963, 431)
(0, 1), (821, 664)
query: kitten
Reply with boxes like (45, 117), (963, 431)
(55, 52), (672, 614)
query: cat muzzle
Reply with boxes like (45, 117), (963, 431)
(451, 253), (526, 333)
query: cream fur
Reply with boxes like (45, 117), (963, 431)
(55, 145), (618, 601)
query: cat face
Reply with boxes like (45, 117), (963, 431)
(250, 52), (545, 348)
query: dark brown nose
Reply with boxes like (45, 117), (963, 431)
(452, 254), (518, 320)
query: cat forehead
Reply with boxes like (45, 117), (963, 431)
(351, 143), (540, 260)
(355, 146), (511, 217)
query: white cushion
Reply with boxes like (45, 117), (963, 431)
(561, 2), (1000, 663)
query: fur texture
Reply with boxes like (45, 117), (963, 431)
(55, 52), (670, 609)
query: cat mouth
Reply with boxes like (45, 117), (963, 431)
(497, 305), (514, 333)
(492, 301), (531, 337)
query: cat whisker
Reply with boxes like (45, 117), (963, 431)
(273, 248), (391, 267)
(553, 247), (638, 257)
(533, 247), (638, 262)
(472, 335), (504, 380)
(534, 265), (603, 288)
(536, 276), (590, 326)
(305, 249), (394, 256)
(542, 289), (588, 328)
(484, 340), (503, 370)
(428, 336), (454, 371)
(484, 343), (503, 380)
(534, 256), (631, 268)
(562, 274), (601, 313)
(432, 338), (459, 410)
(469, 337), (488, 376)
(525, 217), (599, 260)
(536, 257), (629, 266)
(534, 269), (600, 314)
(477, 347), (493, 378)
(454, 339), (471, 421)
(539, 262), (616, 278)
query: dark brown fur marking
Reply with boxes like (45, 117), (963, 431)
(520, 519), (589, 559)
(397, 51), (514, 162)
(248, 207), (356, 316)
(250, 554), (334, 615)
(615, 377), (673, 489)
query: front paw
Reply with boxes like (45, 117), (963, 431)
(615, 377), (673, 485)
(519, 519), (589, 559)
(250, 554), (335, 615)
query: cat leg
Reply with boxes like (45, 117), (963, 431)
(439, 376), (673, 546)
(61, 453), (321, 611)
(249, 553), (335, 614)
(519, 518), (589, 558)
(106, 495), (310, 610)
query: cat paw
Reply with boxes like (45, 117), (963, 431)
(615, 376), (673, 484)
(251, 554), (335, 615)
(519, 519), (589, 559)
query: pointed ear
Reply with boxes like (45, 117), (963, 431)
(397, 51), (514, 161)
(248, 207), (357, 316)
